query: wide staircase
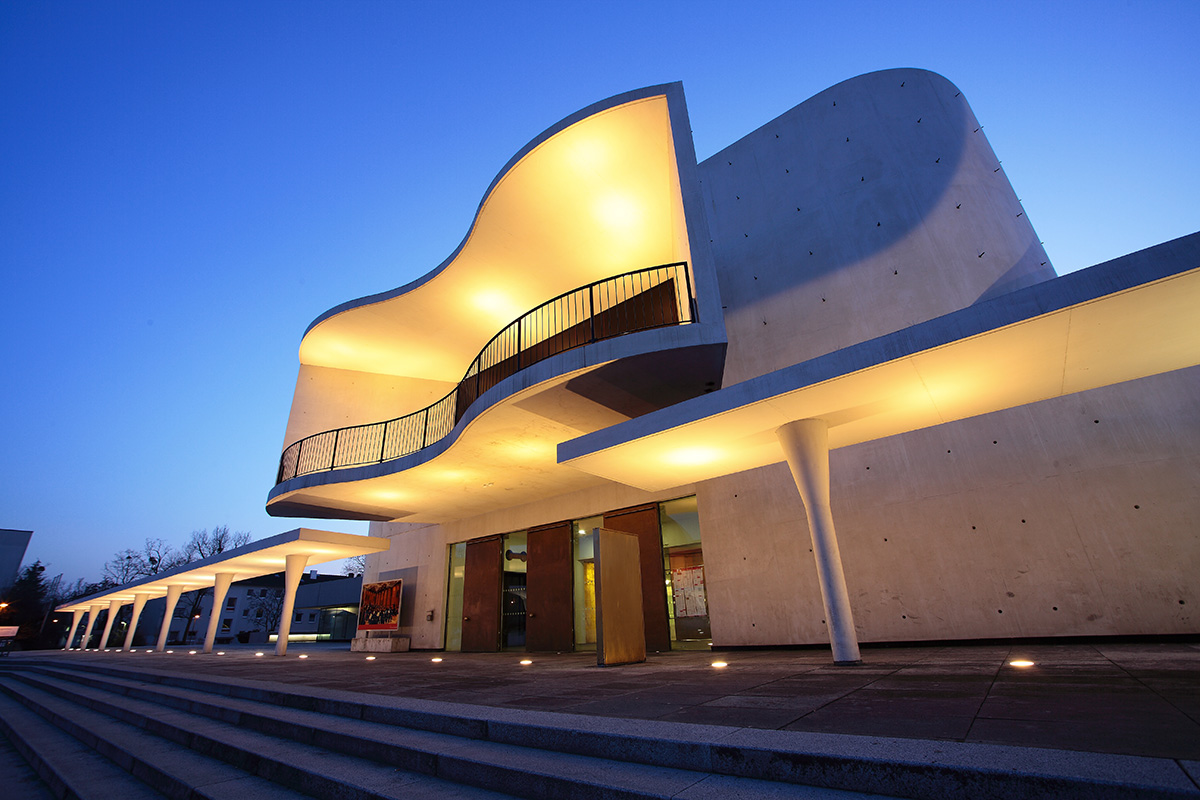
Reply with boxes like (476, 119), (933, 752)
(0, 658), (1192, 800)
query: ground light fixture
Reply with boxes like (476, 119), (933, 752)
(255, 652), (264, 657)
(166, 650), (173, 654)
(519, 659), (533, 665)
(1009, 659), (1035, 667)
(365, 656), (376, 660)
(431, 657), (443, 663)
(189, 650), (197, 655)
(711, 661), (729, 668)
(217, 651), (225, 655)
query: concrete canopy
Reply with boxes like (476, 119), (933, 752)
(56, 529), (389, 613)
(558, 234), (1200, 491)
(293, 87), (692, 388)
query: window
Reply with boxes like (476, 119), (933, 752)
(221, 618), (232, 632)
(308, 613), (316, 622)
(225, 597), (236, 610)
(255, 609), (263, 618)
(242, 609), (249, 616)
(294, 612), (302, 622)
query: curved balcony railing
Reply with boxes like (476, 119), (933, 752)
(276, 262), (695, 485)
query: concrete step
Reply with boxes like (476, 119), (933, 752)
(9, 658), (1200, 800)
(0, 689), (166, 800)
(0, 727), (57, 800)
(0, 673), (520, 800)
(7, 664), (890, 800)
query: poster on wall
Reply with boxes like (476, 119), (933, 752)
(671, 566), (707, 618)
(357, 578), (403, 631)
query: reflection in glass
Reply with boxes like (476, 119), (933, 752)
(572, 515), (602, 650)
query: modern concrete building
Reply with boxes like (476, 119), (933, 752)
(267, 69), (1199, 659)
(0, 529), (33, 597)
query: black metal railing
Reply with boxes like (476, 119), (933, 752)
(276, 262), (694, 485)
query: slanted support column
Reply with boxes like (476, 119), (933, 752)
(156, 585), (185, 652)
(80, 604), (103, 649)
(122, 593), (151, 652)
(274, 553), (310, 656)
(203, 573), (236, 654)
(776, 419), (862, 665)
(65, 609), (84, 649)
(98, 599), (122, 651)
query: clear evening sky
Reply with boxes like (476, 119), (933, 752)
(2, 1), (1197, 586)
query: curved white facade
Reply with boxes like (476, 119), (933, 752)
(270, 69), (1199, 652)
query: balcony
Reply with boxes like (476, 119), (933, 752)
(275, 262), (695, 486)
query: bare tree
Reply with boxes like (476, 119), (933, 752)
(102, 549), (148, 585)
(174, 526), (251, 643)
(142, 537), (184, 574)
(248, 588), (285, 632)
(340, 554), (367, 576)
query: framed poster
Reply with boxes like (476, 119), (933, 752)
(358, 578), (403, 631)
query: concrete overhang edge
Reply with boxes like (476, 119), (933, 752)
(56, 528), (388, 613)
(557, 231), (1200, 473)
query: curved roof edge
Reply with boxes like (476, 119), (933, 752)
(302, 82), (688, 339)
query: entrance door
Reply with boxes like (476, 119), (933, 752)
(461, 537), (502, 652)
(603, 505), (672, 652)
(526, 521), (573, 651)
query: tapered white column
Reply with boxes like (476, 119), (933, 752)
(155, 584), (185, 652)
(98, 599), (122, 651)
(274, 554), (309, 656)
(80, 604), (103, 649)
(65, 609), (84, 649)
(203, 573), (235, 654)
(121, 593), (151, 652)
(777, 419), (862, 665)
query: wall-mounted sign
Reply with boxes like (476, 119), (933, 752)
(358, 578), (403, 631)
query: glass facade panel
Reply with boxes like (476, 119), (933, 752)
(501, 531), (527, 650)
(571, 515), (603, 650)
(445, 541), (467, 651)
(660, 496), (709, 646)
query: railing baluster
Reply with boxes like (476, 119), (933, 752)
(277, 261), (694, 485)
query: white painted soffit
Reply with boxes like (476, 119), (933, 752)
(297, 89), (692, 384)
(558, 256), (1200, 492)
(56, 529), (388, 612)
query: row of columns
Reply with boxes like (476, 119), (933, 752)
(64, 553), (312, 657)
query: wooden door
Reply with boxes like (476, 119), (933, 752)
(461, 537), (502, 652)
(603, 504), (672, 651)
(526, 521), (573, 651)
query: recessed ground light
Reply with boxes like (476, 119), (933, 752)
(711, 661), (729, 668)
(217, 651), (225, 655)
(366, 656), (376, 661)
(431, 657), (443, 663)
(1009, 660), (1035, 667)
(104, 649), (110, 652)
(298, 654), (308, 659)
(255, 652), (264, 657)
(519, 659), (533, 665)
(189, 650), (197, 655)
(166, 650), (173, 654)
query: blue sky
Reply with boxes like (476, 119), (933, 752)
(2, 1), (1197, 586)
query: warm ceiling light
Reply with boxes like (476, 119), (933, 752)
(711, 661), (728, 668)
(594, 193), (641, 231)
(664, 446), (721, 466)
(1009, 659), (1035, 667)
(519, 659), (533, 666)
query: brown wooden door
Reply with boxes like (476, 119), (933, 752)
(603, 505), (671, 651)
(526, 521), (573, 651)
(461, 537), (502, 652)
